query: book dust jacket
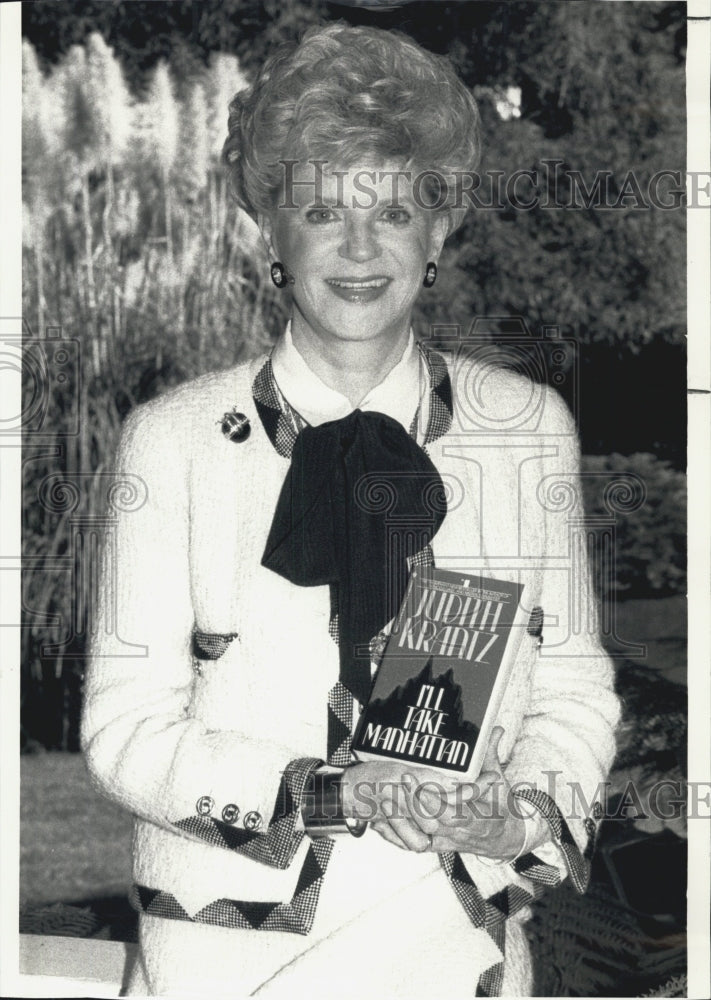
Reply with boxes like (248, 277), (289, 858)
(353, 567), (526, 779)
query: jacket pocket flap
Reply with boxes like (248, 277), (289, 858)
(191, 629), (239, 661)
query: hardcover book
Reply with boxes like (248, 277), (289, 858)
(352, 567), (528, 781)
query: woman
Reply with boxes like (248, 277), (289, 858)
(82, 23), (619, 998)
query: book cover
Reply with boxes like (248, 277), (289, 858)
(352, 567), (528, 780)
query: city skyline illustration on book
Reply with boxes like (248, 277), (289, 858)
(352, 567), (529, 780)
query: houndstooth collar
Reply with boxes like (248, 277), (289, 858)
(252, 342), (453, 459)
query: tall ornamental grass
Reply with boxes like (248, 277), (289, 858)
(22, 36), (284, 749)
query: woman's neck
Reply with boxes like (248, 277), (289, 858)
(290, 314), (411, 407)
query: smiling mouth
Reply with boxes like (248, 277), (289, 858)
(325, 276), (392, 303)
(326, 277), (391, 289)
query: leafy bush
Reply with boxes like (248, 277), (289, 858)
(581, 453), (686, 597)
(21, 37), (286, 750)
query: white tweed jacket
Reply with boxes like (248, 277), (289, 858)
(82, 347), (620, 979)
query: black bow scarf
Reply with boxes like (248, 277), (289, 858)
(261, 410), (447, 704)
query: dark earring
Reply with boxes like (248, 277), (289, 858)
(270, 262), (288, 289)
(423, 262), (437, 288)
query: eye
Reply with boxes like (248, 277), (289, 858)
(305, 207), (339, 224)
(380, 207), (411, 225)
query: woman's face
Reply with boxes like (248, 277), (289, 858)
(261, 162), (449, 349)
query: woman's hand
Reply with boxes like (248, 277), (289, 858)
(340, 758), (440, 852)
(407, 727), (526, 860)
(342, 727), (526, 860)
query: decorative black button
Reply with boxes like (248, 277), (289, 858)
(221, 803), (240, 825)
(220, 409), (250, 442)
(244, 810), (263, 832)
(196, 795), (214, 816)
(592, 801), (603, 820)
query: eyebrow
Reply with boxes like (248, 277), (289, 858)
(301, 196), (415, 210)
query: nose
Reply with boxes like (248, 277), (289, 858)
(337, 214), (381, 262)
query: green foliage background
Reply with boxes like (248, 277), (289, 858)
(25, 1), (686, 348)
(21, 0), (686, 749)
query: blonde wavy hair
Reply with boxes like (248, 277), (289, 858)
(223, 22), (481, 233)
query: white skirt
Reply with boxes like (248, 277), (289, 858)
(124, 831), (533, 998)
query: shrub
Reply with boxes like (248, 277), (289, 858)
(21, 39), (280, 751)
(581, 453), (686, 597)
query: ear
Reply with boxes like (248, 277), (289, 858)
(257, 212), (277, 260)
(427, 211), (450, 264)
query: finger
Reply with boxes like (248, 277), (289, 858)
(405, 773), (448, 811)
(387, 816), (431, 852)
(380, 789), (431, 851)
(391, 817), (449, 853)
(438, 778), (488, 806)
(471, 769), (504, 800)
(481, 725), (505, 774)
(415, 781), (484, 828)
(397, 777), (437, 834)
(371, 819), (410, 850)
(410, 785), (448, 824)
(428, 831), (457, 854)
(421, 780), (486, 823)
(463, 783), (508, 825)
(403, 803), (440, 836)
(405, 768), (457, 790)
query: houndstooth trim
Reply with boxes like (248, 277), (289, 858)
(191, 630), (238, 660)
(439, 782), (594, 994)
(511, 787), (591, 894)
(130, 838), (333, 936)
(173, 757), (323, 870)
(327, 681), (354, 766)
(328, 584), (339, 645)
(475, 922), (506, 997)
(525, 605), (544, 641)
(252, 356), (282, 413)
(252, 358), (306, 459)
(439, 851), (488, 926)
(439, 850), (544, 996)
(253, 347), (453, 459)
(406, 543), (434, 572)
(419, 345), (453, 446)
